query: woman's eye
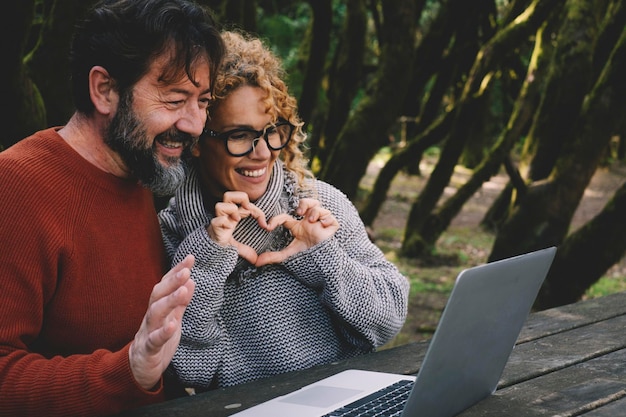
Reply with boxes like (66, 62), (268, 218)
(229, 131), (251, 141)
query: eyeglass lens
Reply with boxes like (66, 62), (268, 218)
(227, 123), (292, 156)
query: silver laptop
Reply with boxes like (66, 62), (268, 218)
(232, 246), (557, 417)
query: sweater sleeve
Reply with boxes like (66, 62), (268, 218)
(283, 181), (410, 348)
(0, 345), (164, 417)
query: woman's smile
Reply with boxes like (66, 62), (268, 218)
(237, 166), (267, 178)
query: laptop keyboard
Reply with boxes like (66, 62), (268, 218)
(322, 379), (414, 417)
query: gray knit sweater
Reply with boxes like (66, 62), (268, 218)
(158, 161), (410, 389)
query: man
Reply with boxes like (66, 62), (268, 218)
(0, 1), (224, 416)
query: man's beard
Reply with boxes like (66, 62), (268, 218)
(104, 91), (193, 196)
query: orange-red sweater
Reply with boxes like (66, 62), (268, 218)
(0, 128), (169, 416)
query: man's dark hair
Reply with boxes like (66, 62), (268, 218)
(69, 0), (224, 113)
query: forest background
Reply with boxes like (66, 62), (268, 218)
(4, 0), (626, 346)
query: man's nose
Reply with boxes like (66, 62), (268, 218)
(176, 102), (206, 137)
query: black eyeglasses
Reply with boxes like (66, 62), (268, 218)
(204, 119), (294, 157)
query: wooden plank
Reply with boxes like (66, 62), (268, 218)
(519, 292), (626, 342)
(501, 314), (626, 387)
(458, 348), (626, 416)
(578, 396), (626, 416)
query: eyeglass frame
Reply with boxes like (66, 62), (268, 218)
(203, 119), (294, 157)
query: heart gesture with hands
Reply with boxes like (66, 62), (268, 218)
(256, 198), (339, 266)
(207, 191), (269, 265)
(207, 193), (339, 267)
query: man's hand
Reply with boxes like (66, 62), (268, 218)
(128, 255), (196, 390)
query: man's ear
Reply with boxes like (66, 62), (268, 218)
(89, 66), (118, 115)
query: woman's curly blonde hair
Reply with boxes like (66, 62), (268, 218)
(209, 30), (313, 188)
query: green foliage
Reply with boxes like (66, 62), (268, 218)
(257, 5), (309, 59)
(257, 4), (310, 98)
(585, 275), (626, 299)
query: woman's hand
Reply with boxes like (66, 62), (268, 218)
(255, 198), (339, 267)
(207, 191), (268, 264)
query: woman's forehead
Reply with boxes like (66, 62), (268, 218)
(210, 86), (271, 126)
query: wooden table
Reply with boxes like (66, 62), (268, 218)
(116, 291), (626, 416)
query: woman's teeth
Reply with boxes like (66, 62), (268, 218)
(238, 167), (266, 177)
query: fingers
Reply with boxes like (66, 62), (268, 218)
(296, 198), (321, 221)
(211, 194), (339, 267)
(267, 213), (299, 230)
(210, 193), (269, 248)
(223, 192), (268, 228)
(319, 212), (339, 228)
(129, 255), (196, 390)
(267, 209), (339, 255)
(149, 255), (195, 303)
(144, 281), (193, 349)
(296, 198), (336, 225)
(236, 242), (259, 265)
(147, 255), (195, 338)
(207, 213), (238, 244)
(255, 246), (297, 267)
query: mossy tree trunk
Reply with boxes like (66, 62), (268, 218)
(540, 177), (626, 309)
(296, 0), (332, 127)
(308, 0), (368, 169)
(490, 1), (626, 308)
(319, 0), (419, 200)
(359, 109), (456, 226)
(359, 0), (491, 226)
(222, 0), (258, 32)
(400, 0), (562, 257)
(28, 0), (90, 128)
(489, 0), (622, 260)
(418, 18), (554, 253)
(2, 0), (46, 150)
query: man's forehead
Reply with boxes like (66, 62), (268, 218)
(149, 49), (210, 86)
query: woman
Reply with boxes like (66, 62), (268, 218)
(159, 30), (409, 390)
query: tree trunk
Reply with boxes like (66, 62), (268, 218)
(308, 0), (367, 167)
(297, 0), (332, 125)
(489, 0), (617, 263)
(359, 110), (455, 226)
(535, 24), (626, 308)
(418, 19), (552, 252)
(359, 0), (476, 227)
(319, 0), (419, 200)
(223, 0), (258, 32)
(2, 0), (46, 150)
(522, 4), (591, 183)
(401, 93), (489, 257)
(401, 0), (561, 257)
(400, 0), (459, 125)
(28, 0), (91, 128)
(482, 9), (560, 229)
(537, 179), (626, 309)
